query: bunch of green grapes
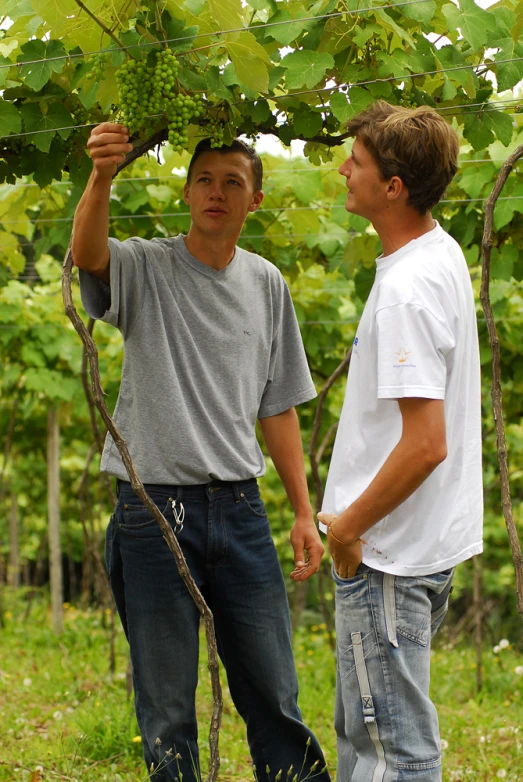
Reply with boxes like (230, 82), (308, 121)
(86, 53), (108, 81)
(116, 49), (204, 145)
(208, 121), (225, 149)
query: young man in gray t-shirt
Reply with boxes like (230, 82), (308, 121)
(72, 124), (330, 782)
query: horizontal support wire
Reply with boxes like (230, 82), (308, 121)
(5, 155), (517, 190)
(1, 196), (520, 225)
(0, 0), (435, 71)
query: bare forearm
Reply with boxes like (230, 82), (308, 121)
(334, 438), (445, 544)
(259, 408), (312, 518)
(72, 170), (111, 275)
(330, 398), (447, 544)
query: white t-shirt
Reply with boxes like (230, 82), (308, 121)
(322, 222), (483, 576)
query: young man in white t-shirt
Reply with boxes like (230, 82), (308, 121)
(318, 102), (483, 781)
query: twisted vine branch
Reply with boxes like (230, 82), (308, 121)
(62, 247), (222, 780)
(480, 143), (523, 619)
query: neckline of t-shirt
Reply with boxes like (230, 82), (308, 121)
(376, 221), (442, 272)
(174, 234), (239, 279)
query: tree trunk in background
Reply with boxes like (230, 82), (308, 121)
(48, 405), (63, 634)
(8, 493), (20, 588)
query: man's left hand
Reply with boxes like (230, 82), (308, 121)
(289, 517), (325, 581)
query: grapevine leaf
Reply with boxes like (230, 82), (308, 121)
(347, 86), (373, 118)
(0, 56), (12, 89)
(186, 0), (205, 13)
(268, 65), (286, 91)
(463, 111), (494, 151)
(495, 41), (523, 92)
(0, 99), (22, 137)
(17, 39), (67, 91)
(372, 9), (415, 47)
(293, 108), (323, 138)
(29, 0), (78, 37)
(457, 163), (496, 199)
(225, 32), (270, 94)
(251, 100), (271, 123)
(330, 91), (352, 123)
(32, 138), (66, 188)
(282, 50), (334, 89)
(178, 68), (207, 92)
(265, 9), (307, 46)
(208, 0), (244, 31)
(21, 102), (73, 153)
(442, 0), (495, 51)
(488, 110), (515, 148)
(401, 0), (436, 23)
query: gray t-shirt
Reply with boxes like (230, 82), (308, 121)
(79, 235), (317, 484)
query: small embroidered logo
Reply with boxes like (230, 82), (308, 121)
(395, 348), (412, 363)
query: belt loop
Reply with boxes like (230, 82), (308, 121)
(176, 485), (183, 503)
(232, 481), (242, 503)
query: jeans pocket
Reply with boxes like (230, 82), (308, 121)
(332, 562), (369, 586)
(240, 488), (268, 519)
(395, 577), (432, 647)
(119, 495), (172, 535)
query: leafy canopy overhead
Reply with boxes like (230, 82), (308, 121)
(0, 0), (522, 188)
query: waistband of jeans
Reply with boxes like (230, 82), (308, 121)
(116, 477), (258, 502)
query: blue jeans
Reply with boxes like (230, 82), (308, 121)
(333, 564), (454, 782)
(107, 479), (331, 782)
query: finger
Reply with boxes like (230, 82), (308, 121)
(92, 122), (129, 136)
(305, 545), (323, 575)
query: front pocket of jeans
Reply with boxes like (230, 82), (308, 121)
(240, 491), (267, 518)
(120, 497), (172, 533)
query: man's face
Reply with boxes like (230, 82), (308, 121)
(183, 150), (263, 240)
(338, 137), (388, 221)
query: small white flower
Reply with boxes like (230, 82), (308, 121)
(515, 666), (523, 676)
(53, 710), (63, 721)
(497, 770), (507, 778)
(499, 639), (510, 649)
(440, 739), (449, 750)
(494, 645), (501, 654)
(479, 736), (486, 743)
(23, 678), (32, 687)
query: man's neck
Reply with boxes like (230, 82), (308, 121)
(375, 211), (435, 257)
(183, 229), (237, 271)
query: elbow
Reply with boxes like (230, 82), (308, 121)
(419, 440), (447, 474)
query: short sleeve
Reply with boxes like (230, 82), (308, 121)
(376, 303), (455, 400)
(78, 237), (146, 336)
(258, 280), (317, 417)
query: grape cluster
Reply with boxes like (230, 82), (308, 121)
(208, 122), (225, 149)
(116, 49), (204, 145)
(86, 53), (108, 81)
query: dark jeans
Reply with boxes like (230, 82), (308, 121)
(107, 478), (331, 782)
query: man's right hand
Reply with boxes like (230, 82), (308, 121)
(87, 123), (134, 179)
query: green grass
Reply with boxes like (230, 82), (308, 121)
(0, 588), (522, 781)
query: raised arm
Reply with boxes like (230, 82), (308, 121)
(71, 123), (133, 284)
(259, 407), (325, 581)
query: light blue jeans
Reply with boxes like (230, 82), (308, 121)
(333, 564), (454, 782)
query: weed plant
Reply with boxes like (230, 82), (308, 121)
(0, 588), (521, 781)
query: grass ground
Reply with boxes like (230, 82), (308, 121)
(0, 589), (522, 781)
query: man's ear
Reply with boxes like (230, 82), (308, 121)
(248, 190), (264, 213)
(386, 176), (406, 204)
(183, 182), (190, 206)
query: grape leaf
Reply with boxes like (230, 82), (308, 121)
(282, 50), (334, 89)
(442, 0), (495, 51)
(0, 99), (22, 137)
(17, 39), (67, 91)
(21, 102), (73, 153)
(293, 108), (323, 138)
(265, 9), (306, 46)
(225, 32), (270, 94)
(208, 0), (244, 31)
(330, 92), (352, 123)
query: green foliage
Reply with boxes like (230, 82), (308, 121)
(0, 0), (522, 635)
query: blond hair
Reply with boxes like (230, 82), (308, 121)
(346, 101), (459, 214)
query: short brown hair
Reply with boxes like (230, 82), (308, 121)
(346, 101), (459, 214)
(187, 138), (263, 192)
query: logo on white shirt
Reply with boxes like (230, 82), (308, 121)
(393, 348), (416, 368)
